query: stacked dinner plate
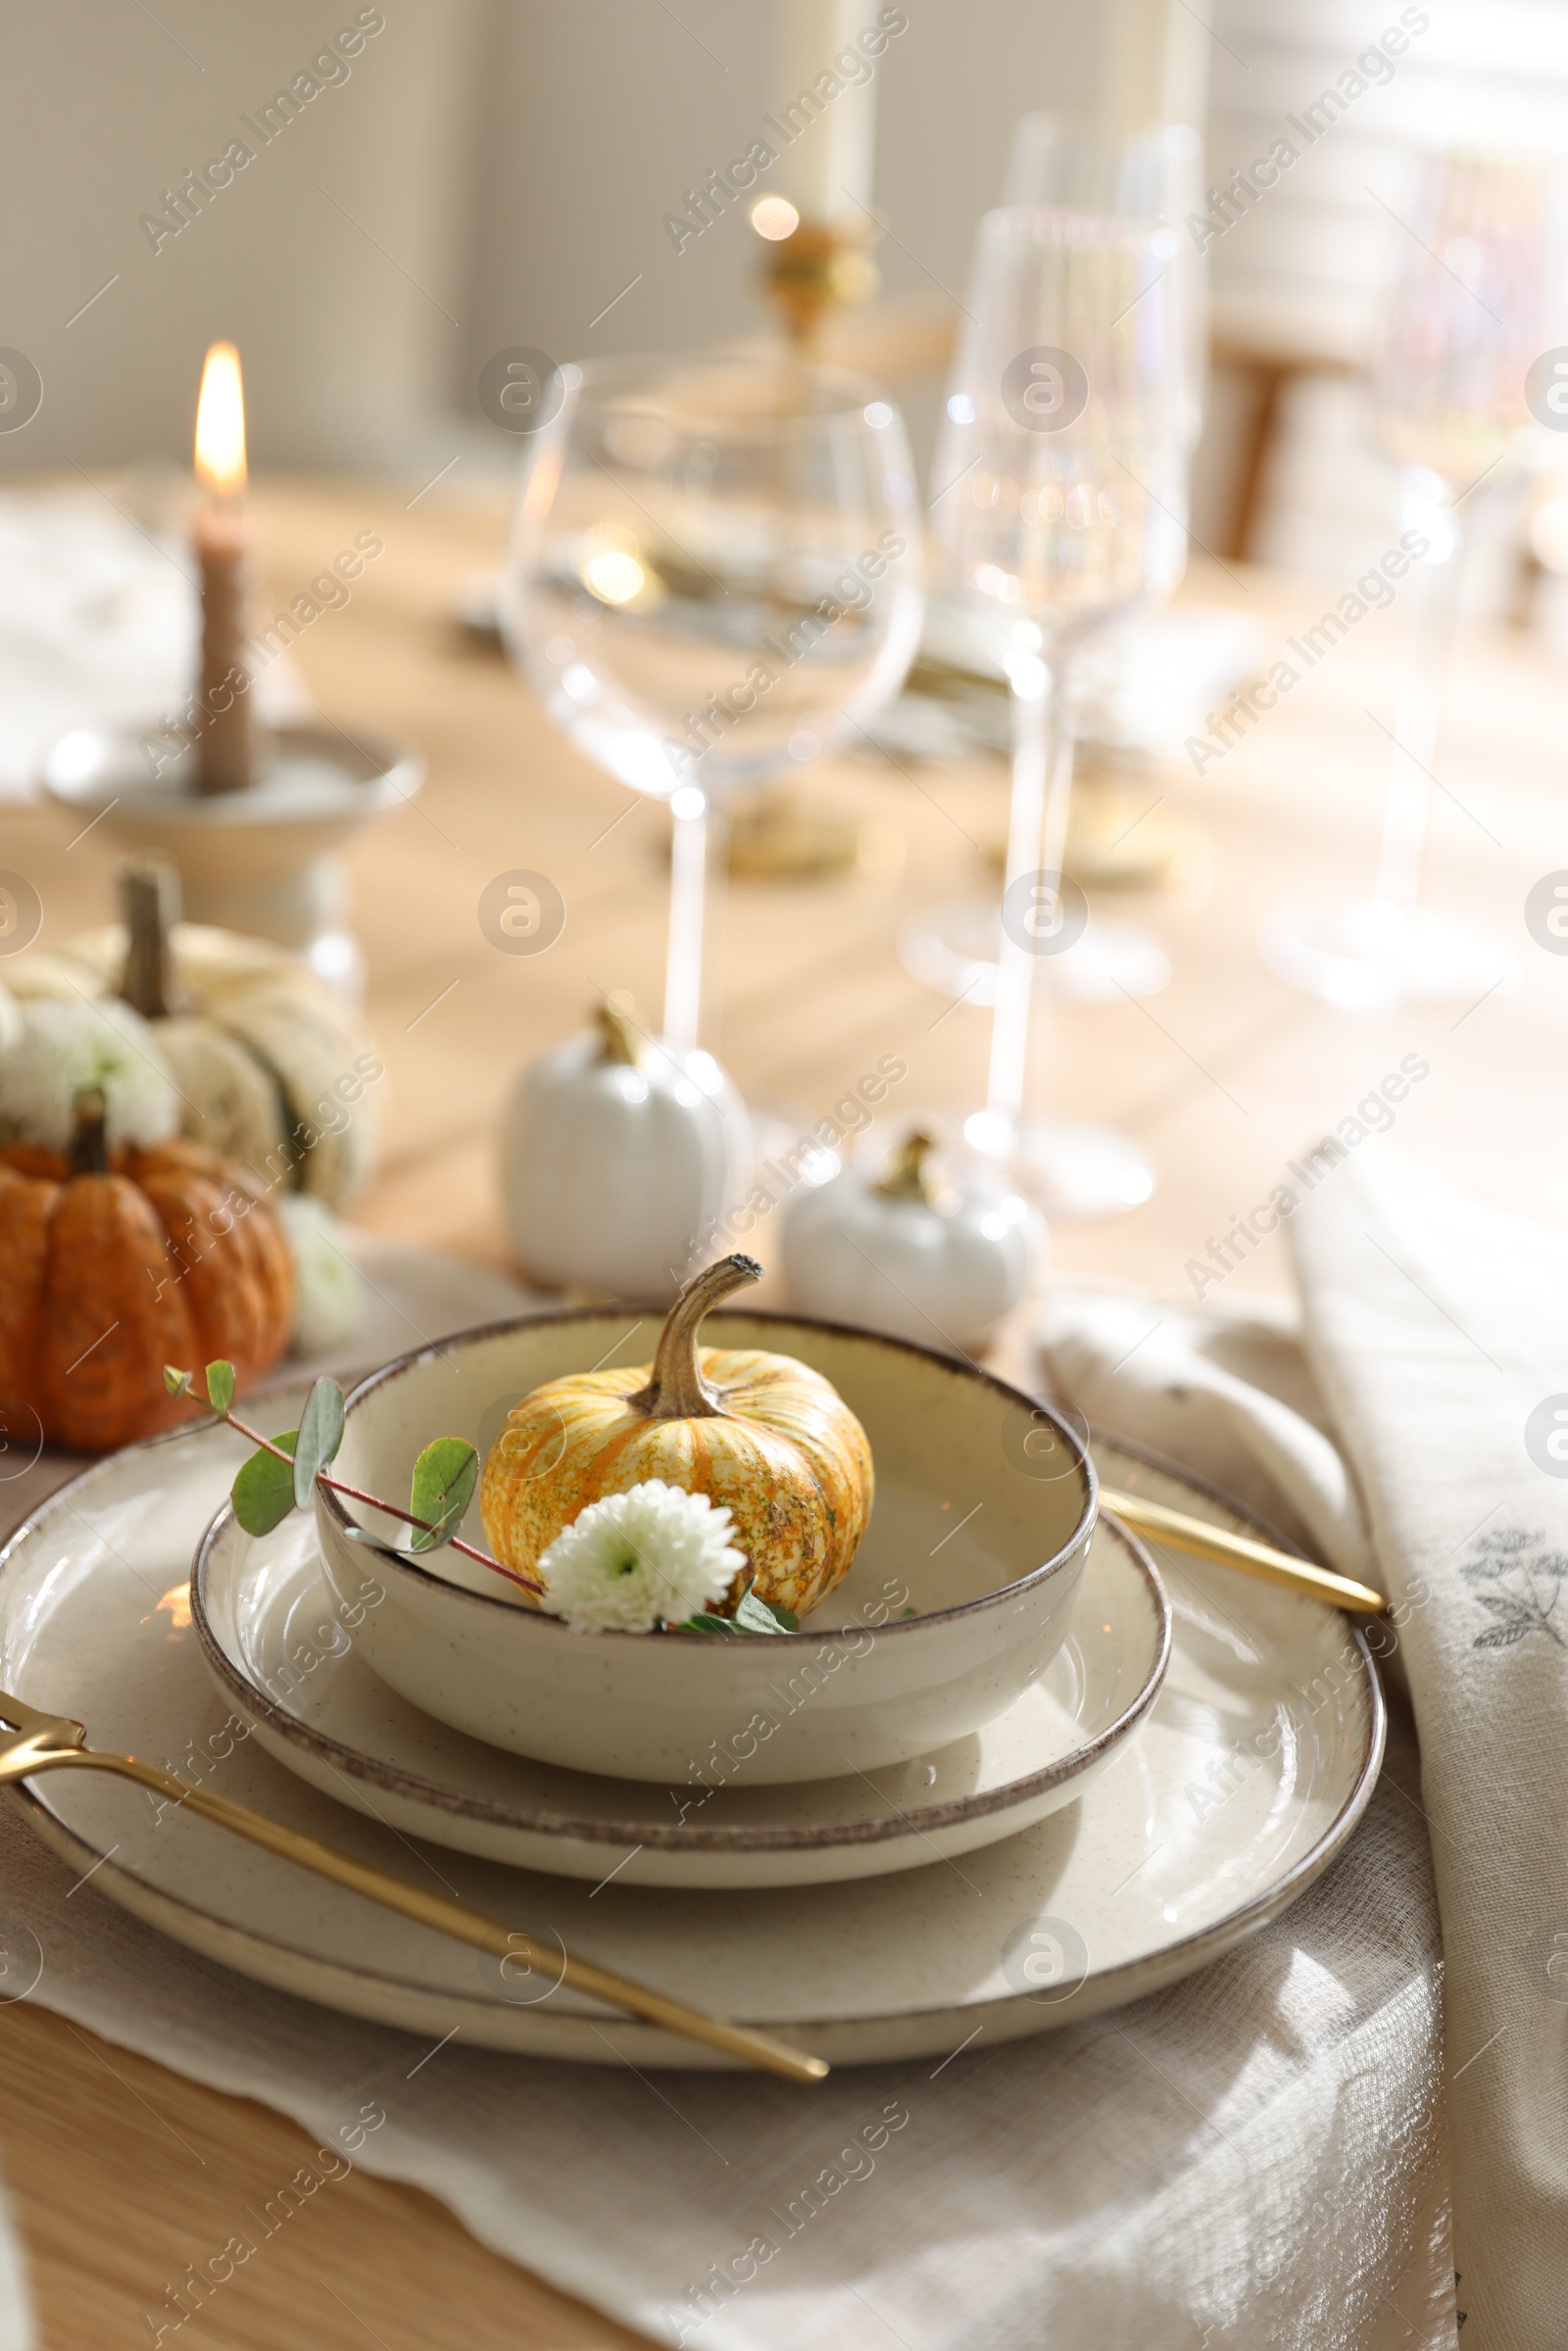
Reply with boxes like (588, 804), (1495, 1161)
(0, 1310), (1383, 2069)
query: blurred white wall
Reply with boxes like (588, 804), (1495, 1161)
(0, 0), (489, 473)
(9, 0), (1566, 598)
(1, 0), (1100, 483)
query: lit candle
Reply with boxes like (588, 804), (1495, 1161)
(768, 1), (880, 221)
(193, 340), (255, 796)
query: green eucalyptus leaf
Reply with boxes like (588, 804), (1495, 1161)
(163, 1366), (194, 1398)
(410, 1512), (465, 1554)
(675, 1594), (797, 1637)
(204, 1360), (235, 1415)
(733, 1590), (793, 1636)
(232, 1433), (299, 1537)
(409, 1438), (477, 1553)
(293, 1376), (347, 1509)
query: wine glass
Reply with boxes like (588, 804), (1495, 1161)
(925, 206), (1189, 1219)
(1260, 150), (1556, 1008)
(502, 354), (924, 1055)
(900, 120), (1203, 1037)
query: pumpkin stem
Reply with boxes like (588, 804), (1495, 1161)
(595, 994), (643, 1067)
(119, 856), (182, 1020)
(874, 1130), (935, 1205)
(627, 1252), (762, 1420)
(69, 1087), (111, 1177)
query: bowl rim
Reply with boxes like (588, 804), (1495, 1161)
(315, 1303), (1099, 1643)
(189, 1501), (1167, 1852)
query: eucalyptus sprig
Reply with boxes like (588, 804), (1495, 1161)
(168, 1362), (805, 1635)
(164, 1361), (543, 1596)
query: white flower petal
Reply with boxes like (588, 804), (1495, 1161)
(536, 1479), (746, 1635)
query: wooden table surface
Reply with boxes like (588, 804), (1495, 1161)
(3, 477), (1565, 2346)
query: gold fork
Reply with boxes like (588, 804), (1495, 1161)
(0, 1687), (827, 2084)
(1101, 1490), (1387, 1616)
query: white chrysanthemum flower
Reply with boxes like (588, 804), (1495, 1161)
(536, 1480), (746, 1634)
(275, 1194), (364, 1355)
(0, 996), (177, 1151)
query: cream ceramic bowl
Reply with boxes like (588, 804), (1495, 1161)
(310, 1310), (1097, 1785)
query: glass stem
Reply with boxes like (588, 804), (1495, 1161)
(1372, 514), (1463, 913)
(986, 651), (1070, 1136)
(662, 791), (726, 1053)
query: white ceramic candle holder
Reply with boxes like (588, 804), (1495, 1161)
(40, 720), (421, 999)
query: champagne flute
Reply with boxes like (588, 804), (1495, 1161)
(1261, 150), (1554, 1007)
(928, 207), (1188, 1218)
(899, 120), (1203, 1036)
(1005, 115), (1207, 460)
(502, 354), (924, 1054)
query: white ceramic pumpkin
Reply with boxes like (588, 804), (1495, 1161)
(5, 859), (381, 1209)
(502, 997), (751, 1300)
(783, 1130), (1037, 1352)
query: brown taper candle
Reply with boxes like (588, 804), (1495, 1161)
(193, 341), (255, 796)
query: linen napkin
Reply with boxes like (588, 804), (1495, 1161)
(1288, 1152), (1568, 2351)
(1047, 1144), (1568, 2351)
(1038, 1285), (1379, 1586)
(0, 1238), (1450, 2349)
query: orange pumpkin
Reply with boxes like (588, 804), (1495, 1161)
(481, 1254), (873, 1619)
(0, 1090), (293, 1453)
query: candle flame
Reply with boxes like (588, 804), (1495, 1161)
(751, 197), (800, 243)
(195, 341), (246, 495)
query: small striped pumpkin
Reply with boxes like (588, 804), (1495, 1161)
(480, 1255), (873, 1621)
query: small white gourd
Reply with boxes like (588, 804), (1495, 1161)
(502, 997), (750, 1300)
(783, 1129), (1036, 1352)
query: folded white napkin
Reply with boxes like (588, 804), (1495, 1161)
(1046, 1145), (1568, 2351)
(0, 1241), (1451, 2349)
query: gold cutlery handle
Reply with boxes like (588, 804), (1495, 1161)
(24, 1749), (829, 2083)
(1101, 1489), (1388, 1617)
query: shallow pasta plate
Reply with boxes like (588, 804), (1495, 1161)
(0, 1392), (1384, 2068)
(190, 1492), (1170, 1889)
